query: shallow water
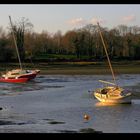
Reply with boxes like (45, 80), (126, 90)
(0, 74), (139, 133)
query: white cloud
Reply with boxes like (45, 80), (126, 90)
(90, 17), (106, 25)
(122, 14), (136, 23)
(67, 18), (87, 26)
(67, 17), (106, 28)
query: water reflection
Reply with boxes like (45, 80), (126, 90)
(95, 102), (121, 107)
(0, 76), (65, 96)
(95, 102), (132, 107)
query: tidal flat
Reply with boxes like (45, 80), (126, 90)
(0, 74), (139, 133)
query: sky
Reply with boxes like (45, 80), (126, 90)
(0, 4), (140, 34)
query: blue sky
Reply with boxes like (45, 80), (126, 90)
(0, 4), (140, 34)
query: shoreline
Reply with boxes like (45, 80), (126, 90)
(0, 61), (140, 75)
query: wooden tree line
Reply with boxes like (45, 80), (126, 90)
(0, 18), (140, 62)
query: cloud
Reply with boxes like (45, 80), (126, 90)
(67, 18), (87, 26)
(90, 17), (106, 25)
(122, 14), (136, 23)
(67, 17), (106, 28)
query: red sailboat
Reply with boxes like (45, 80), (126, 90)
(0, 77), (29, 83)
(1, 69), (40, 80)
(0, 16), (40, 83)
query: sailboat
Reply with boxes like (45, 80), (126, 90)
(93, 22), (132, 104)
(0, 16), (40, 83)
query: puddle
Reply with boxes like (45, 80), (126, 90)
(56, 128), (102, 133)
(48, 121), (65, 125)
(0, 83), (64, 96)
(0, 120), (35, 126)
(79, 128), (102, 133)
(42, 118), (54, 121)
(0, 120), (15, 125)
(57, 130), (78, 133)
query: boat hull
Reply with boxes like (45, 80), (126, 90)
(94, 92), (132, 104)
(0, 78), (29, 83)
(2, 69), (40, 81)
(18, 72), (37, 79)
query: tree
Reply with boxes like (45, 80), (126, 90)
(53, 30), (63, 54)
(9, 17), (33, 61)
(80, 24), (98, 59)
(0, 28), (13, 62)
(61, 31), (77, 54)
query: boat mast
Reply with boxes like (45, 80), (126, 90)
(97, 22), (117, 85)
(9, 16), (22, 70)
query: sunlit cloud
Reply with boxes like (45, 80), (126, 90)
(122, 14), (136, 23)
(90, 17), (106, 25)
(67, 17), (106, 28)
(67, 18), (87, 26)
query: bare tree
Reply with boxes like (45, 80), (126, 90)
(9, 17), (33, 61)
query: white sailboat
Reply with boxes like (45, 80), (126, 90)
(93, 22), (132, 104)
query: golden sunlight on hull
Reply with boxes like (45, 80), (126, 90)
(94, 92), (132, 104)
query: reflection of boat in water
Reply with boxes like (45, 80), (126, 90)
(0, 16), (40, 83)
(93, 22), (132, 104)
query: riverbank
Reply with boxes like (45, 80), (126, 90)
(0, 61), (140, 75)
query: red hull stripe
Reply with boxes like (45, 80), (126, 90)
(0, 78), (29, 83)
